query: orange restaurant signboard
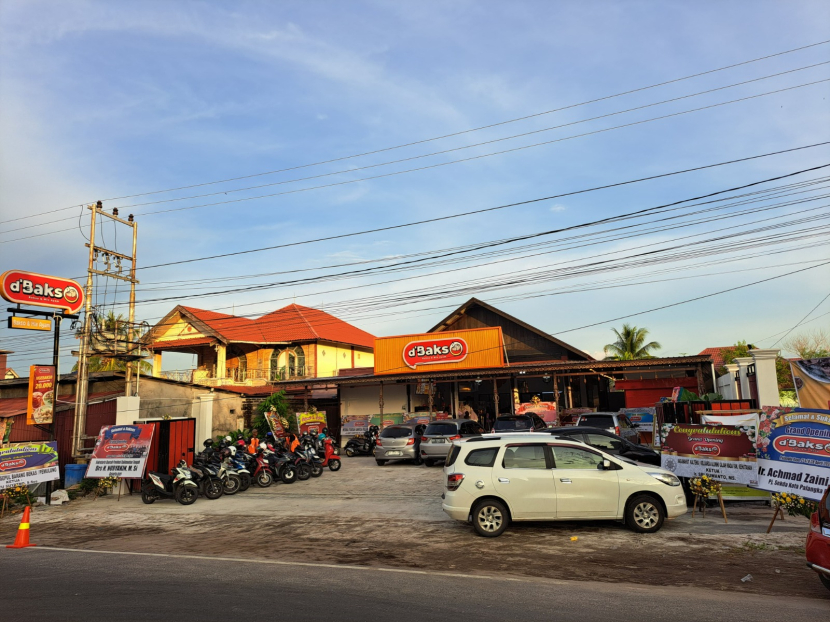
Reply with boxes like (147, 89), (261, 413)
(374, 327), (505, 375)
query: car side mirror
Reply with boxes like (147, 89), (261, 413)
(600, 459), (611, 470)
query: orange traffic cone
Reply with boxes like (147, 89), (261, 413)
(6, 505), (36, 549)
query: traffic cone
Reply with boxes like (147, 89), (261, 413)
(6, 506), (36, 549)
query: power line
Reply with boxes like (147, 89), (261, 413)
(769, 291), (830, 348)
(4, 37), (827, 226)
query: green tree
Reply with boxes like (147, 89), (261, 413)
(603, 324), (661, 360)
(72, 311), (151, 374)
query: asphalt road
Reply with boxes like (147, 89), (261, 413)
(2, 547), (827, 621)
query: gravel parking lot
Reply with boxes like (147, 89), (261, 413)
(2, 456), (825, 600)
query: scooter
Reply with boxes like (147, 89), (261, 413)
(142, 460), (199, 505)
(321, 437), (341, 472)
(253, 448), (277, 487)
(189, 460), (225, 499)
(229, 448), (253, 491)
(345, 426), (379, 457)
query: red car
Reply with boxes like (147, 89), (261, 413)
(807, 485), (830, 592)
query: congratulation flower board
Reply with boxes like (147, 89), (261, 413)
(0, 442), (59, 489)
(755, 406), (830, 502)
(660, 423), (758, 486)
(86, 425), (154, 479)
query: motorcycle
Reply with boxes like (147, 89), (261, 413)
(141, 460), (199, 505)
(345, 426), (379, 457)
(189, 459), (225, 499)
(298, 435), (324, 478)
(253, 448), (278, 487)
(265, 442), (308, 482)
(321, 437), (342, 472)
(229, 448), (253, 491)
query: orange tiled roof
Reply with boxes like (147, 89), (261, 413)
(698, 347), (732, 369)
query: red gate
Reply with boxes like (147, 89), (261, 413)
(137, 418), (196, 475)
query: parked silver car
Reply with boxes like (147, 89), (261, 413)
(420, 419), (484, 467)
(374, 424), (418, 465)
(575, 412), (640, 444)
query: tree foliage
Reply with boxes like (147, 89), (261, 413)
(252, 390), (295, 436)
(603, 324), (661, 360)
(782, 328), (830, 360)
(72, 311), (151, 374)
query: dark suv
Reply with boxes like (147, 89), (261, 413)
(492, 413), (548, 434)
(420, 419), (484, 467)
(546, 426), (660, 465)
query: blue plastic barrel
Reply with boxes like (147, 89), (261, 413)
(64, 464), (87, 488)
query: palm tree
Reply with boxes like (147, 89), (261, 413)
(73, 311), (152, 374)
(604, 324), (661, 360)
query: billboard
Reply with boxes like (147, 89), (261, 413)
(297, 411), (327, 435)
(0, 442), (59, 488)
(660, 423), (758, 486)
(27, 365), (55, 425)
(618, 407), (655, 435)
(517, 401), (558, 426)
(0, 270), (84, 313)
(374, 327), (504, 375)
(86, 424), (154, 478)
(754, 406), (830, 501)
(791, 358), (830, 410)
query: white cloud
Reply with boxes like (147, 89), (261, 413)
(549, 204), (567, 212)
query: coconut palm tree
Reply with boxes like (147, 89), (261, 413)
(73, 311), (152, 374)
(603, 324), (661, 360)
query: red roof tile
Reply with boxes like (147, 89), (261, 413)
(698, 347), (732, 369)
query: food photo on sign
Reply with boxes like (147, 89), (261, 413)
(754, 406), (830, 501)
(26, 365), (55, 425)
(86, 425), (154, 479)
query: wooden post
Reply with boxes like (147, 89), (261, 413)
(766, 504), (779, 533)
(696, 364), (706, 397)
(427, 380), (434, 416)
(717, 490), (727, 523)
(493, 378), (499, 421)
(303, 385), (309, 412)
(379, 382), (384, 418)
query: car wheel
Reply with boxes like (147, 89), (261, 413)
(820, 572), (830, 592)
(423, 459), (434, 467)
(626, 494), (665, 533)
(472, 499), (509, 537)
(375, 460), (386, 466)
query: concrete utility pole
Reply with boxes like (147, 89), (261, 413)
(72, 201), (139, 460)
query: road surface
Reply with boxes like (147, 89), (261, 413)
(2, 547), (827, 621)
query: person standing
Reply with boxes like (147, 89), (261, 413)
(412, 424), (425, 465)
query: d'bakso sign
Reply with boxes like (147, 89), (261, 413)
(0, 270), (84, 314)
(403, 337), (468, 369)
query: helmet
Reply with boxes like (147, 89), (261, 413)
(259, 442), (267, 449)
(265, 431), (274, 438)
(203, 439), (214, 448)
(322, 428), (329, 435)
(224, 435), (232, 442)
(236, 438), (246, 447)
(228, 446), (236, 456)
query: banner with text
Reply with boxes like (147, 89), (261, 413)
(296, 412), (327, 435)
(619, 407), (656, 435)
(660, 423), (758, 485)
(86, 424), (154, 478)
(754, 406), (830, 501)
(0, 442), (59, 488)
(27, 365), (55, 425)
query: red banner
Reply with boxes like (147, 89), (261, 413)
(27, 365), (55, 425)
(403, 337), (468, 369)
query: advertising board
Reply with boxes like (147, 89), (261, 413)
(618, 407), (655, 434)
(791, 358), (830, 410)
(374, 327), (504, 375)
(297, 411), (327, 435)
(27, 365), (55, 425)
(0, 442), (59, 488)
(516, 401), (558, 426)
(264, 412), (286, 438)
(754, 406), (830, 501)
(86, 425), (154, 478)
(0, 270), (84, 313)
(660, 423), (758, 486)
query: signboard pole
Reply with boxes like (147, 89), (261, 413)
(43, 315), (62, 506)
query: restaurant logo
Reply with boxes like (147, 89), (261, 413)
(692, 442), (721, 457)
(403, 337), (468, 369)
(0, 459), (26, 471)
(774, 434), (830, 457)
(0, 270), (84, 313)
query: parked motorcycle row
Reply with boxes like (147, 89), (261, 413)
(141, 431), (341, 506)
(343, 425), (380, 457)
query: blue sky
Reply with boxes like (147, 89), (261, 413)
(1, 0), (829, 374)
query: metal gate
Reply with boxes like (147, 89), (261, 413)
(136, 418), (196, 475)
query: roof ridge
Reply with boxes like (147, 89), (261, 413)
(292, 303), (319, 340)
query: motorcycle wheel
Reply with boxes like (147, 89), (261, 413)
(345, 447), (355, 457)
(141, 486), (158, 504)
(296, 463), (311, 481)
(175, 485), (198, 506)
(280, 466), (297, 484)
(310, 463), (323, 478)
(239, 473), (252, 491)
(224, 474), (242, 495)
(256, 470), (273, 487)
(328, 459), (341, 472)
(204, 479), (224, 499)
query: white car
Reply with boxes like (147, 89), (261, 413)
(442, 434), (686, 537)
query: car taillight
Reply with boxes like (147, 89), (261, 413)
(449, 435), (461, 441)
(421, 436), (429, 443)
(376, 439), (382, 447)
(406, 438), (414, 445)
(447, 473), (465, 491)
(615, 426), (620, 436)
(811, 511), (821, 533)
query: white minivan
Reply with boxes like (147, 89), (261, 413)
(442, 434), (687, 537)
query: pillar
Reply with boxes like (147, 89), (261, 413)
(152, 353), (162, 378)
(750, 348), (781, 408)
(733, 357), (753, 402)
(197, 393), (215, 444)
(723, 364), (739, 400)
(115, 396), (140, 426)
(215, 344), (227, 379)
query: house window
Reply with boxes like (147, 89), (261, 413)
(270, 350), (282, 381)
(290, 346), (305, 377)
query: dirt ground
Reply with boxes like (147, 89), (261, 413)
(3, 457), (827, 601)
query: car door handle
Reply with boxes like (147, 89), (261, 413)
(498, 477), (510, 483)
(559, 478), (572, 484)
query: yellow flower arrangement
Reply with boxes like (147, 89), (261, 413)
(690, 475), (722, 498)
(772, 492), (815, 518)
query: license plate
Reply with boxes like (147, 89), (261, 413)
(386, 451), (402, 456)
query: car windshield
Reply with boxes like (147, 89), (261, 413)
(424, 423), (458, 436)
(578, 415), (615, 428)
(494, 417), (531, 431)
(380, 426), (412, 439)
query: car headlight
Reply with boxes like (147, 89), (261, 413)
(648, 472), (681, 486)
